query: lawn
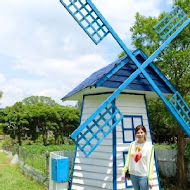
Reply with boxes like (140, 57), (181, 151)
(0, 152), (48, 190)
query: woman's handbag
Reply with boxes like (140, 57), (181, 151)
(125, 170), (130, 180)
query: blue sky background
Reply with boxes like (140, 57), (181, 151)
(0, 0), (173, 107)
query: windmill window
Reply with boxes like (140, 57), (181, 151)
(133, 117), (143, 128)
(122, 115), (143, 143)
(123, 130), (133, 142)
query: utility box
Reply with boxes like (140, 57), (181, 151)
(52, 157), (69, 182)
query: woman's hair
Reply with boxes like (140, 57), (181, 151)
(135, 125), (147, 140)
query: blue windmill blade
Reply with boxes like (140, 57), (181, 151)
(169, 92), (190, 127)
(154, 6), (189, 41)
(60, 0), (109, 44)
(72, 101), (124, 157)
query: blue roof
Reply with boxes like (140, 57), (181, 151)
(62, 49), (173, 100)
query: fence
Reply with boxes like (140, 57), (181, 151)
(155, 149), (190, 181)
(2, 144), (19, 156)
(2, 145), (190, 183)
(2, 145), (74, 175)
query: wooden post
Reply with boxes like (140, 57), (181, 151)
(46, 151), (49, 174)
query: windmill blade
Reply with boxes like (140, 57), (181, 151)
(60, 0), (109, 44)
(154, 6), (189, 41)
(169, 92), (190, 128)
(72, 101), (123, 157)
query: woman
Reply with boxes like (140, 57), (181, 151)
(121, 125), (154, 190)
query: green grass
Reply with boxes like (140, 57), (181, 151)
(0, 152), (47, 190)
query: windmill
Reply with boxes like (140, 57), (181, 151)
(60, 0), (190, 189)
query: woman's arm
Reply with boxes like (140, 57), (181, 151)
(148, 145), (154, 188)
(121, 143), (132, 181)
(123, 143), (132, 174)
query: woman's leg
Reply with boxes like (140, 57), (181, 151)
(139, 176), (148, 190)
(130, 174), (140, 190)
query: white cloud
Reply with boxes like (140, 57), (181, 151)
(0, 74), (6, 85)
(94, 0), (161, 40)
(166, 0), (173, 5)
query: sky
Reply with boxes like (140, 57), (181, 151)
(0, 0), (173, 108)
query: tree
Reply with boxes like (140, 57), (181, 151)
(22, 96), (58, 106)
(2, 96), (80, 145)
(30, 103), (51, 145)
(4, 102), (30, 145)
(0, 108), (5, 134)
(129, 0), (190, 188)
(0, 92), (4, 134)
(54, 105), (80, 144)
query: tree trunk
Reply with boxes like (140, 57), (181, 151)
(60, 134), (65, 144)
(54, 134), (58, 144)
(42, 132), (46, 145)
(42, 128), (47, 145)
(176, 126), (188, 189)
(17, 126), (22, 146)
